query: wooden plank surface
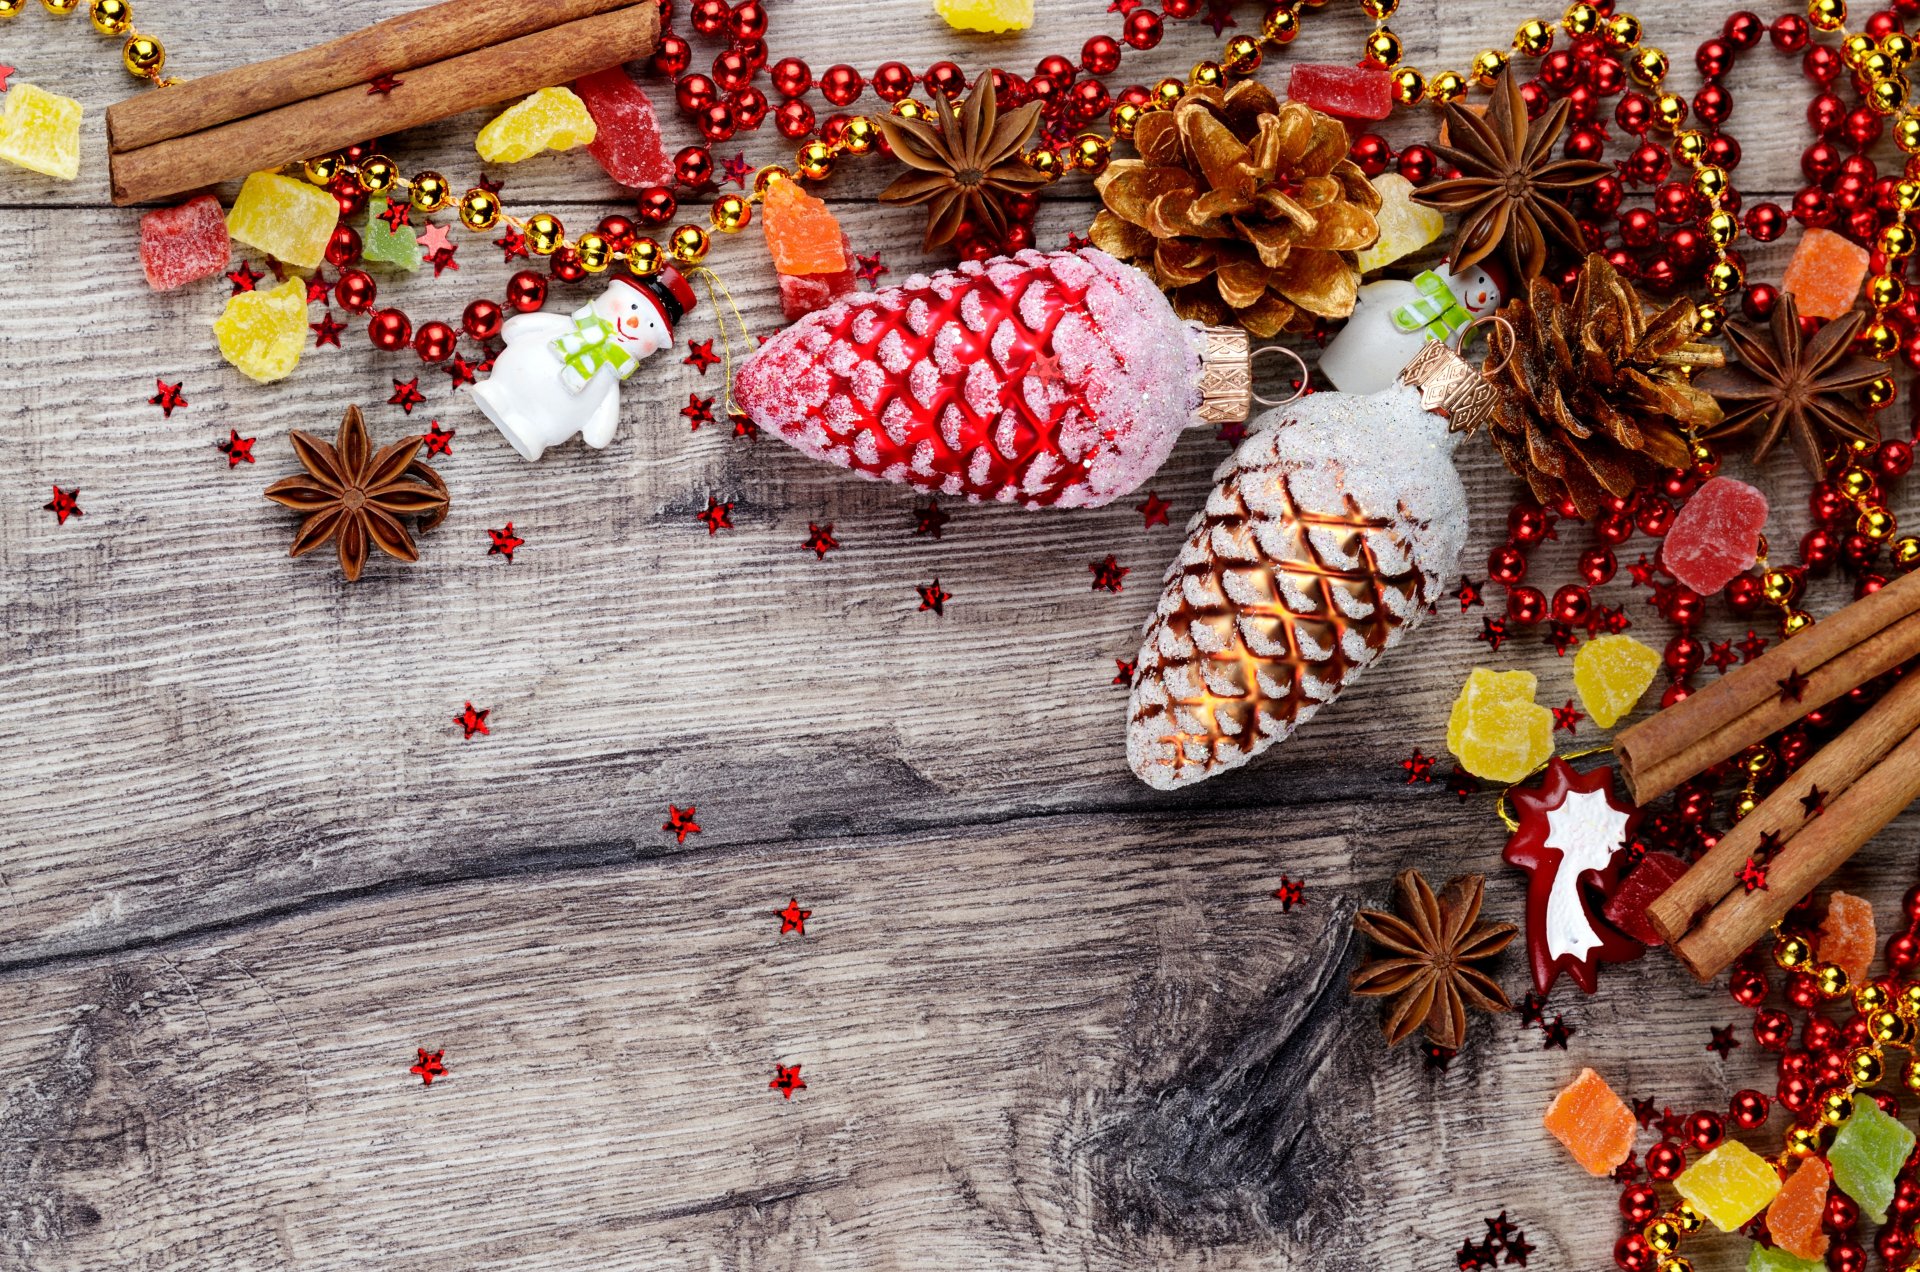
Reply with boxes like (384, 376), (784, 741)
(1, 1), (1914, 1269)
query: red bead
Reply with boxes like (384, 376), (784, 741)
(1898, 1178), (1920, 1220)
(1803, 528), (1840, 574)
(1805, 44), (1844, 83)
(1806, 1015), (1840, 1053)
(1507, 502), (1552, 545)
(1518, 80), (1547, 119)
(1890, 932), (1920, 969)
(334, 268), (377, 313)
(1586, 174), (1623, 216)
(1070, 77), (1111, 120)
(1644, 1140), (1686, 1181)
(1844, 533), (1880, 569)
(872, 61), (913, 102)
(1487, 543), (1528, 585)
(596, 215), (636, 251)
(1082, 34), (1122, 75)
(1848, 107), (1885, 149)
(505, 270), (547, 313)
(1636, 495), (1676, 537)
(1780, 1049), (1813, 1077)
(1625, 141), (1670, 185)
(1695, 38), (1734, 79)
(1730, 965), (1768, 1006)
(413, 320), (456, 363)
(688, 0), (729, 34)
(1579, 547), (1617, 586)
(1707, 134), (1741, 171)
(1349, 133), (1395, 176)
(1693, 83), (1732, 128)
(695, 101), (736, 141)
(1724, 10), (1765, 46)
(712, 48), (755, 94)
(1665, 634), (1704, 677)
(1730, 1087), (1770, 1128)
(1778, 1071), (1815, 1111)
(1123, 8), (1163, 49)
(924, 61), (967, 98)
(1552, 585), (1592, 626)
(1162, 0), (1195, 14)
(1594, 510), (1634, 545)
(1831, 1241), (1867, 1272)
(1540, 48), (1578, 89)
(323, 223), (361, 268)
(730, 85), (767, 129)
(1827, 1191), (1860, 1231)
(1506, 585), (1548, 625)
(734, 37), (766, 71)
(1614, 1233), (1655, 1272)
(636, 186), (678, 226)
(1619, 207), (1659, 249)
(1615, 91), (1654, 134)
(774, 97), (815, 138)
(1743, 203), (1787, 243)
(770, 56), (813, 98)
(1792, 186), (1835, 228)
(675, 145), (715, 187)
(367, 308), (412, 352)
(1773, 12), (1811, 50)
(328, 172), (367, 218)
(1877, 440), (1914, 478)
(819, 64), (863, 106)
(651, 32), (692, 78)
(676, 73), (719, 114)
(729, 0), (768, 40)
(1620, 1183), (1661, 1226)
(1588, 56), (1626, 96)
(549, 244), (586, 283)
(1655, 181), (1697, 222)
(1565, 124), (1607, 162)
(1396, 145), (1435, 185)
(462, 298), (503, 342)
(1685, 1110), (1725, 1152)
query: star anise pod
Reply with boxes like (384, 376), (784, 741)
(1695, 290), (1884, 476)
(1350, 869), (1515, 1051)
(1414, 67), (1610, 281)
(264, 404), (449, 582)
(874, 74), (1048, 250)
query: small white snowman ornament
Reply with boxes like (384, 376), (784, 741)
(1318, 259), (1505, 396)
(470, 268), (699, 460)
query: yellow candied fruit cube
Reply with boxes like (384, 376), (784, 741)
(1675, 1140), (1783, 1233)
(0, 84), (83, 181)
(227, 171), (340, 271)
(1355, 173), (1444, 273)
(1572, 634), (1662, 730)
(477, 87), (598, 164)
(1445, 668), (1552, 783)
(935, 0), (1035, 32)
(214, 277), (309, 384)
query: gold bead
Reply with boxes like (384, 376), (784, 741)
(1025, 147), (1063, 179)
(1862, 320), (1901, 359)
(709, 193), (751, 233)
(1817, 963), (1852, 998)
(357, 155), (397, 193)
(1653, 93), (1688, 130)
(1865, 51), (1900, 80)
(1784, 609), (1815, 636)
(1871, 1008), (1907, 1044)
(1887, 33), (1918, 67)
(0, 0), (23, 16)
(1513, 19), (1554, 56)
(1862, 506), (1899, 540)
(1742, 746), (1775, 777)
(410, 171), (451, 213)
(1470, 49), (1508, 86)
(1429, 70), (1467, 103)
(1605, 13), (1642, 48)
(121, 32), (164, 77)
(1564, 2), (1602, 36)
(1775, 933), (1814, 969)
(1706, 258), (1743, 296)
(892, 98), (927, 121)
(752, 165), (794, 195)
(1644, 1220), (1681, 1256)
(1895, 537), (1920, 572)
(1907, 1057), (1920, 1091)
(793, 140), (834, 181)
(41, 0), (79, 12)
(1694, 301), (1725, 337)
(1190, 61), (1224, 89)
(1871, 274), (1906, 307)
(1671, 1202), (1705, 1235)
(1874, 78), (1909, 115)
(1674, 130), (1708, 165)
(1111, 101), (1145, 140)
(1071, 133), (1111, 173)
(574, 231), (612, 272)
(1360, 0), (1396, 17)
(842, 116), (880, 154)
(1705, 210), (1739, 248)
(1631, 47), (1669, 85)
(303, 154), (342, 186)
(1822, 1089), (1858, 1124)
(1810, 0), (1848, 32)
(1899, 115), (1920, 153)
(1846, 33), (1879, 68)
(1733, 790), (1759, 820)
(1223, 34), (1263, 75)
(1763, 569), (1800, 605)
(1261, 6), (1299, 43)
(1884, 223), (1916, 258)
(1656, 1259), (1693, 1272)
(1152, 77), (1185, 109)
(524, 212), (564, 256)
(1899, 180), (1920, 212)
(626, 237), (664, 277)
(1363, 28), (1402, 68)
(669, 224), (710, 264)
(1861, 983), (1895, 1012)
(1391, 67), (1425, 105)
(457, 188), (500, 232)
(1853, 1046), (1887, 1086)
(88, 0), (130, 34)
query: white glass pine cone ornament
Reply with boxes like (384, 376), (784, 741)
(1126, 340), (1498, 790)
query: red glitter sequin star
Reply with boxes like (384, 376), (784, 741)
(444, 354), (479, 388)
(1628, 554), (1657, 586)
(226, 262), (262, 293)
(1089, 555), (1129, 592)
(1706, 640), (1739, 672)
(1516, 991), (1546, 1028)
(148, 378), (188, 416)
(854, 253), (888, 284)
(494, 227), (529, 261)
(1540, 1016), (1573, 1049)
(1738, 630), (1769, 661)
(1544, 622), (1580, 656)
(311, 311), (346, 347)
(421, 421), (455, 456)
(1736, 855), (1769, 892)
(1801, 785), (1827, 817)
(217, 429), (255, 466)
(409, 1048), (447, 1084)
(1136, 491), (1171, 528)
(1447, 765), (1480, 798)
(1272, 877), (1305, 911)
(721, 152), (753, 187)
(1455, 577), (1484, 610)
(1778, 668), (1811, 702)
(476, 174), (504, 194)
(428, 245), (460, 277)
(418, 223), (453, 256)
(1613, 1150), (1642, 1183)
(1632, 1096), (1658, 1128)
(803, 522), (839, 558)
(305, 270), (332, 305)
(1476, 617), (1508, 651)
(917, 580), (950, 615)
(379, 200), (412, 231)
(682, 393), (715, 430)
(1216, 418), (1248, 445)
(1402, 749), (1435, 783)
(1552, 700), (1583, 733)
(454, 703), (490, 738)
(42, 485), (82, 524)
(683, 339), (721, 373)
(1484, 1214), (1519, 1246)
(1203, 0), (1236, 36)
(1455, 1238), (1495, 1272)
(388, 377), (426, 414)
(488, 522), (524, 562)
(1708, 1024), (1740, 1058)
(1504, 1232), (1534, 1267)
(697, 496), (733, 535)
(912, 500), (950, 538)
(770, 1063), (806, 1099)
(1065, 231), (1092, 251)
(776, 898), (810, 935)
(1112, 658), (1135, 685)
(368, 72), (403, 95)
(663, 804), (702, 842)
(730, 412), (759, 440)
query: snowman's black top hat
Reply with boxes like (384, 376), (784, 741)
(611, 267), (698, 337)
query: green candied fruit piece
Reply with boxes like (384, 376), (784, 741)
(1747, 1242), (1825, 1272)
(1829, 1097), (1916, 1223)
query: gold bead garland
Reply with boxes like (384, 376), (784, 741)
(0, 0), (176, 84)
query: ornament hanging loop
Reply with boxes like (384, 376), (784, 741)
(1455, 313), (1516, 379)
(1249, 344), (1310, 408)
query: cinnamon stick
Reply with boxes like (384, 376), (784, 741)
(106, 0), (646, 155)
(1671, 723), (1920, 979)
(109, 4), (659, 206)
(1647, 666), (1920, 946)
(1615, 567), (1920, 803)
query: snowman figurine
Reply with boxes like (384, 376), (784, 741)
(1318, 258), (1506, 396)
(470, 268), (700, 461)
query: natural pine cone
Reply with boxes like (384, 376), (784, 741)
(1485, 254), (1723, 518)
(1089, 80), (1379, 338)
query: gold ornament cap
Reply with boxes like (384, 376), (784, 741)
(1398, 339), (1499, 435)
(1195, 325), (1252, 424)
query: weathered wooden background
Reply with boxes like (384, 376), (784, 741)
(2, 1), (1915, 1268)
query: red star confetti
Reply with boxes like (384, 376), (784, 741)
(683, 338), (721, 373)
(417, 222), (453, 256)
(1627, 554), (1657, 586)
(1447, 765), (1481, 798)
(388, 377), (427, 414)
(1504, 1233), (1534, 1267)
(1777, 668), (1811, 703)
(444, 354), (479, 388)
(476, 174), (504, 194)
(1272, 877), (1305, 911)
(0, 65), (14, 92)
(770, 1063), (806, 1099)
(1136, 491), (1171, 528)
(148, 378), (188, 416)
(1632, 1097), (1659, 1128)
(730, 412), (759, 440)
(487, 523), (524, 562)
(304, 271), (332, 305)
(1657, 1107), (1686, 1139)
(697, 496), (733, 535)
(664, 804), (702, 842)
(368, 72), (403, 95)
(1551, 700), (1583, 733)
(1089, 555), (1129, 592)
(1064, 230), (1092, 251)
(428, 246), (459, 278)
(1613, 1150), (1642, 1183)
(1738, 629), (1769, 661)
(1484, 1215), (1519, 1247)
(217, 429), (256, 466)
(311, 311), (346, 347)
(409, 1048), (447, 1084)
(1421, 1042), (1455, 1071)
(1401, 749), (1435, 783)
(682, 393), (715, 430)
(1541, 1015), (1573, 1049)
(1455, 577), (1484, 610)
(776, 898), (811, 935)
(1112, 658), (1135, 685)
(1516, 991), (1546, 1028)
(226, 262), (262, 293)
(454, 703), (490, 739)
(1476, 616), (1508, 651)
(1544, 623), (1579, 657)
(721, 152), (753, 187)
(917, 580), (951, 615)
(802, 522), (839, 559)
(42, 485), (82, 524)
(1707, 1024), (1740, 1058)
(1455, 1238), (1496, 1272)
(379, 200), (412, 231)
(494, 227), (529, 261)
(1800, 785), (1827, 818)
(1737, 857), (1769, 893)
(421, 421), (455, 456)
(911, 500), (950, 538)
(1706, 640), (1739, 672)
(854, 252), (887, 284)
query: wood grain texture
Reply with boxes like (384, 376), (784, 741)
(1, 1), (1916, 1269)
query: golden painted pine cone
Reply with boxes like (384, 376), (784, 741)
(1089, 80), (1379, 338)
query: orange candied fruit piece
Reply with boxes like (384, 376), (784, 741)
(1543, 1067), (1636, 1176)
(762, 175), (850, 277)
(1767, 1156), (1831, 1261)
(1819, 891), (1878, 985)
